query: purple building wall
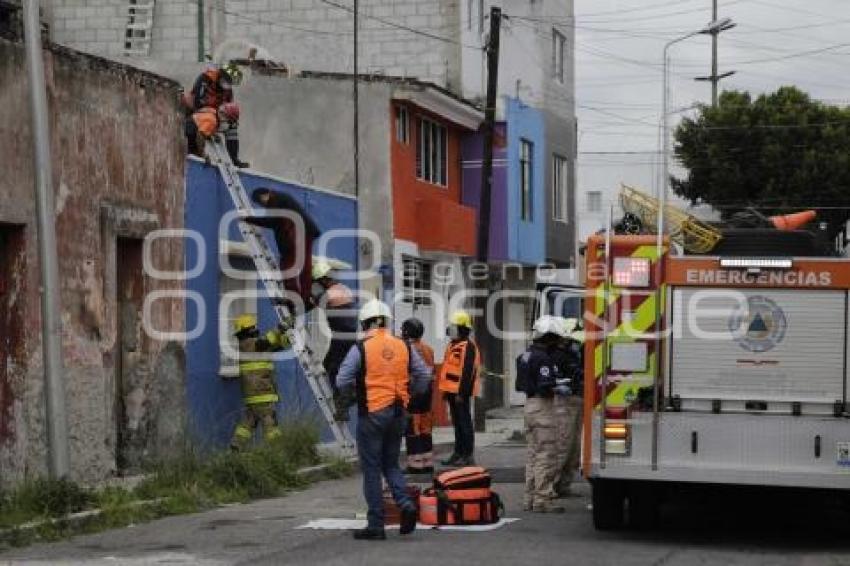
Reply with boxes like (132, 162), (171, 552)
(461, 123), (509, 262)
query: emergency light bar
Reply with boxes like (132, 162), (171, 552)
(719, 258), (793, 269)
(612, 257), (651, 287)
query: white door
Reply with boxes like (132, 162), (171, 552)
(506, 302), (529, 406)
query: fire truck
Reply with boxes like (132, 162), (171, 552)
(582, 188), (850, 530)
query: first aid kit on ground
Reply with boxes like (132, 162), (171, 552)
(419, 467), (503, 525)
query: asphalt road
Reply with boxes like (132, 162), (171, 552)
(4, 451), (850, 565)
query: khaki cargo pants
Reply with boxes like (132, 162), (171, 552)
(524, 396), (559, 508)
(554, 395), (583, 493)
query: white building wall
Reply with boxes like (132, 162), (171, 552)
(49, 0), (461, 87)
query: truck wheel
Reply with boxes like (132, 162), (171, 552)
(592, 479), (625, 530)
(628, 483), (659, 530)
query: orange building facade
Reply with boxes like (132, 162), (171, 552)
(390, 101), (478, 257)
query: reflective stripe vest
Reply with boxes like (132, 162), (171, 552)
(438, 338), (481, 396)
(238, 332), (283, 405)
(356, 329), (411, 415)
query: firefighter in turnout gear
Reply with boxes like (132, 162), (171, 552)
(516, 316), (568, 513)
(438, 310), (480, 467)
(335, 300), (432, 540)
(401, 318), (436, 474)
(229, 314), (290, 450)
(552, 317), (585, 498)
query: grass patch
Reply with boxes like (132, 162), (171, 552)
(0, 420), (348, 549)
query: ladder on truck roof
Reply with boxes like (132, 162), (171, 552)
(206, 135), (356, 457)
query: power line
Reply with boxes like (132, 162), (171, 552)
(318, 0), (482, 50)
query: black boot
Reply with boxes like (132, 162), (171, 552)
(400, 507), (417, 535)
(352, 527), (386, 540)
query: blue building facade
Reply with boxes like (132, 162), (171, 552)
(184, 161), (358, 449)
(505, 97), (547, 265)
(461, 97), (547, 265)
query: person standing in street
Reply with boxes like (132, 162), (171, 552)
(401, 318), (436, 473)
(552, 317), (585, 498)
(438, 310), (480, 467)
(516, 316), (567, 513)
(335, 299), (433, 540)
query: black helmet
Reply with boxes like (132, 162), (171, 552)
(401, 317), (425, 340)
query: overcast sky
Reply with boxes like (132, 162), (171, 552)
(575, 0), (850, 205)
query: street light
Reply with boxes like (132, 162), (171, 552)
(651, 16), (735, 472)
(658, 18), (736, 246)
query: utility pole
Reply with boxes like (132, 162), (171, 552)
(695, 0), (736, 107)
(473, 6), (501, 430)
(353, 0), (359, 197)
(22, 0), (70, 479)
(197, 0), (205, 62)
(477, 6), (501, 265)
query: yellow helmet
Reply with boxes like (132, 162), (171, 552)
(449, 310), (473, 329)
(233, 313), (257, 334)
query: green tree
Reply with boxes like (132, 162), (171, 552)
(673, 86), (850, 238)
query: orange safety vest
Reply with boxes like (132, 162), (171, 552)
(356, 328), (411, 415)
(193, 107), (218, 137)
(438, 338), (480, 396)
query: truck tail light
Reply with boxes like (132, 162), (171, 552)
(603, 422), (630, 455)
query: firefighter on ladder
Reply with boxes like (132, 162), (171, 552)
(229, 314), (290, 450)
(438, 310), (481, 467)
(183, 62), (248, 167)
(401, 317), (436, 474)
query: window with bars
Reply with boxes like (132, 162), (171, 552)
(401, 256), (433, 306)
(416, 117), (448, 186)
(552, 154), (569, 221)
(520, 139), (533, 222)
(552, 28), (566, 84)
(395, 105), (409, 144)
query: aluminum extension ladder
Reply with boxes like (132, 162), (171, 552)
(206, 135), (356, 456)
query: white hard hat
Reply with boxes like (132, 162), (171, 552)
(311, 260), (334, 280)
(560, 317), (585, 342)
(359, 299), (392, 322)
(533, 315), (568, 339)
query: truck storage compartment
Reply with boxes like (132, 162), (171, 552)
(669, 288), (847, 411)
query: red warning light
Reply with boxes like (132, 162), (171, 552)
(612, 257), (651, 287)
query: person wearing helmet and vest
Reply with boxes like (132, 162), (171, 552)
(228, 314), (290, 451)
(183, 62), (248, 167)
(311, 259), (358, 420)
(401, 317), (436, 474)
(438, 310), (481, 467)
(551, 316), (585, 498)
(335, 300), (433, 540)
(516, 315), (568, 513)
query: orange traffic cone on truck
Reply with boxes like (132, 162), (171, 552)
(770, 210), (816, 231)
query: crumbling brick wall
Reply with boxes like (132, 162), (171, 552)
(0, 38), (187, 484)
